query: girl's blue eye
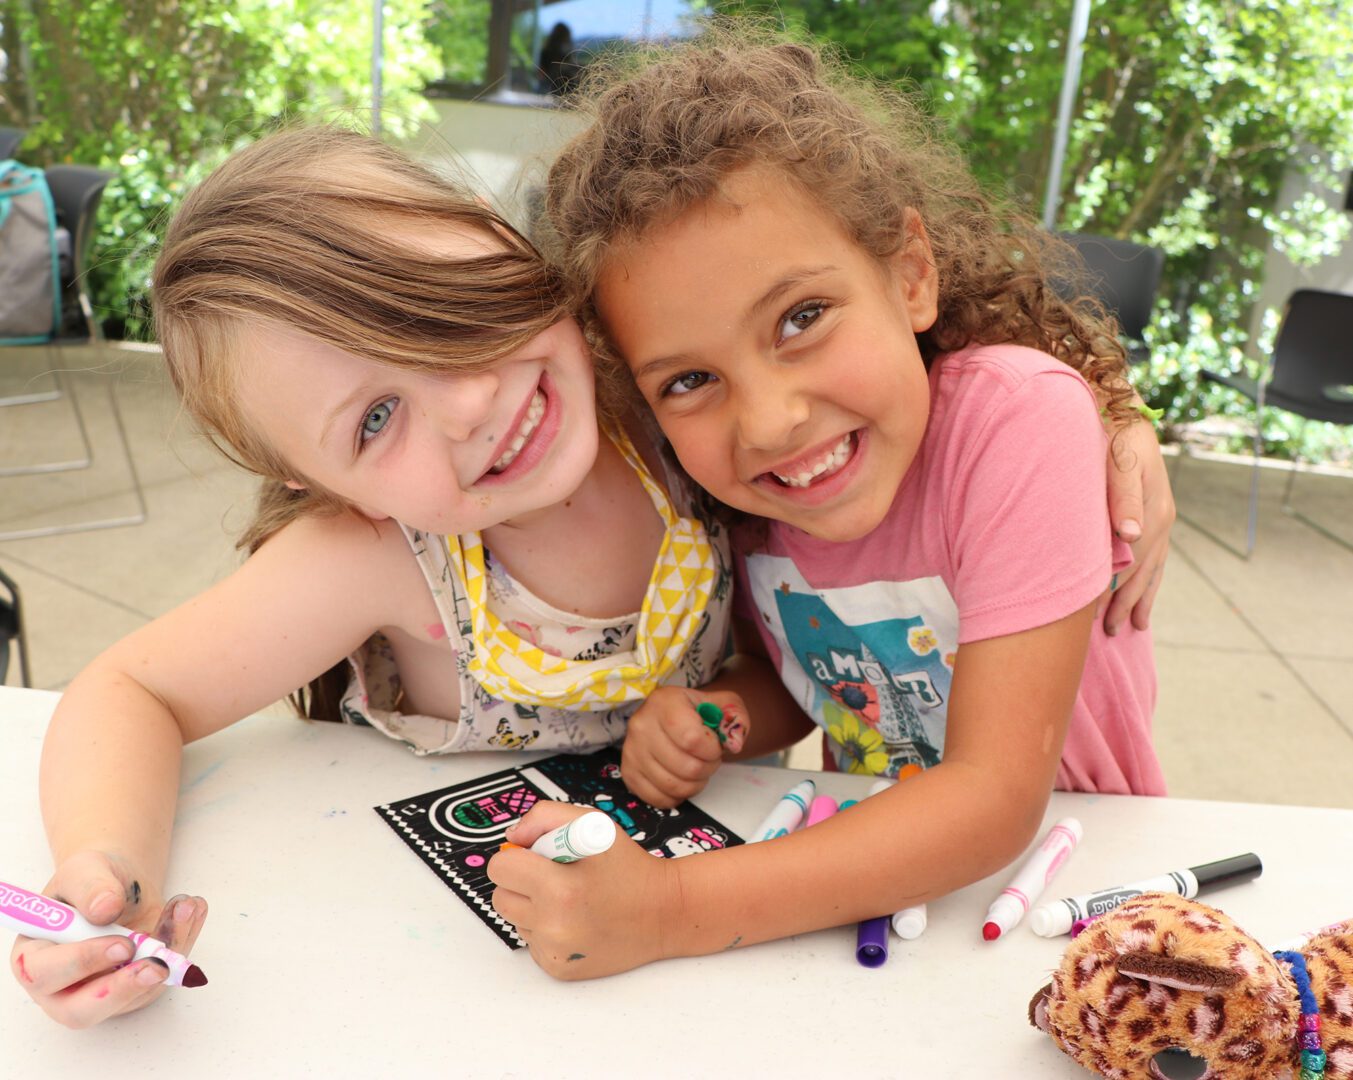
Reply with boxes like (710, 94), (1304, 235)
(781, 301), (825, 340)
(663, 371), (714, 397)
(360, 397), (397, 444)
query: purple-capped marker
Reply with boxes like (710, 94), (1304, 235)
(856, 915), (890, 968)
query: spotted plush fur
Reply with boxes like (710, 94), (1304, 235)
(1028, 892), (1353, 1079)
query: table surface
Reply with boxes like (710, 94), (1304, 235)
(3, 686), (1351, 1079)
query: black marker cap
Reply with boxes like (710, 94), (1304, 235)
(1191, 853), (1262, 889)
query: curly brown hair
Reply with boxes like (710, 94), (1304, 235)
(541, 28), (1135, 426)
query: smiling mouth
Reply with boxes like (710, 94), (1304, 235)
(766, 433), (856, 488)
(487, 389), (546, 474)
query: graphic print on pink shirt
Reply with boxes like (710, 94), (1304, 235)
(744, 555), (957, 776)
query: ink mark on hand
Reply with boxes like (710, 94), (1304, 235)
(566, 953), (586, 962)
(726, 935), (742, 950)
(128, 880), (142, 906)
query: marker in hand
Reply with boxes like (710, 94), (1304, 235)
(1, 879), (207, 988)
(502, 811), (617, 863)
(697, 702), (727, 744)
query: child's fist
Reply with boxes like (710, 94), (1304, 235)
(621, 686), (748, 808)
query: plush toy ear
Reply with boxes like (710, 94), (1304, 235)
(1027, 983), (1053, 1032)
(1116, 951), (1242, 991)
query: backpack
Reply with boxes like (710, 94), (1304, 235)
(0, 160), (62, 343)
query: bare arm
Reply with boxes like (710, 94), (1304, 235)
(21, 511), (436, 1026)
(492, 599), (1095, 977)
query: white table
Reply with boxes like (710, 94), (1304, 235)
(3, 686), (1351, 1079)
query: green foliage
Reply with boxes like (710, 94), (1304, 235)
(425, 0), (489, 86)
(716, 0), (1353, 463)
(1, 0), (438, 339)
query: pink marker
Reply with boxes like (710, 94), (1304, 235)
(1271, 918), (1353, 953)
(1, 879), (207, 988)
(804, 795), (839, 828)
(982, 817), (1083, 941)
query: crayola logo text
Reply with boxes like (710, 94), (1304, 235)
(0, 883), (74, 931)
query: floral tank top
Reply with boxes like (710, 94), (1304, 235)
(336, 431), (733, 755)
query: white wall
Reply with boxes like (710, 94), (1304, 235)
(1249, 164), (1353, 341)
(403, 96), (587, 229)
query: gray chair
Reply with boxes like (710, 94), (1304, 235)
(0, 127), (24, 160)
(1188, 288), (1353, 557)
(0, 565), (30, 687)
(1057, 232), (1166, 365)
(0, 165), (147, 541)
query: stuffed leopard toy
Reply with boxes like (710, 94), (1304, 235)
(1029, 892), (1353, 1078)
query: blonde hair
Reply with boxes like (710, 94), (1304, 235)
(543, 29), (1134, 423)
(153, 124), (576, 718)
(154, 124), (577, 550)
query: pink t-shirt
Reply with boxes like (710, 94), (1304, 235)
(737, 343), (1164, 796)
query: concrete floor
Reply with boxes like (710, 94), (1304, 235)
(3, 344), (1352, 807)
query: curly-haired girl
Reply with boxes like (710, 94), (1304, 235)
(490, 31), (1170, 979)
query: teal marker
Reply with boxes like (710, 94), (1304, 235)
(749, 778), (816, 842)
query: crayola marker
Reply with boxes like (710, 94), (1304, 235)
(748, 779), (815, 842)
(1, 880), (207, 988)
(502, 811), (617, 863)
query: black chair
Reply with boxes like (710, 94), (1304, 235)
(0, 165), (147, 540)
(1057, 232), (1166, 365)
(1191, 288), (1353, 556)
(0, 565), (30, 687)
(0, 127), (24, 160)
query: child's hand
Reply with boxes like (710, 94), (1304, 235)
(488, 801), (679, 979)
(9, 852), (208, 1029)
(1103, 416), (1175, 635)
(621, 686), (748, 808)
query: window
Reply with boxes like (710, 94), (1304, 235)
(425, 0), (702, 101)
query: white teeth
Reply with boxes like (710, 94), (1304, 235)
(489, 390), (545, 472)
(773, 434), (853, 488)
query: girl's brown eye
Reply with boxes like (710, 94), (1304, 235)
(781, 302), (825, 340)
(663, 371), (713, 397)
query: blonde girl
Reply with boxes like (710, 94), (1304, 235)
(10, 125), (740, 1027)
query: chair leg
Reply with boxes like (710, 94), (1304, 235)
(0, 359), (148, 542)
(0, 566), (31, 688)
(0, 366), (61, 407)
(1280, 420), (1308, 514)
(0, 366), (95, 478)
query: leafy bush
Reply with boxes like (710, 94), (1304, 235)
(1, 0), (438, 339)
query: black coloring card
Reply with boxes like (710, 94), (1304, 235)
(374, 747), (743, 948)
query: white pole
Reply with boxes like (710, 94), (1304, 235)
(372, 0), (385, 137)
(1042, 0), (1092, 231)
